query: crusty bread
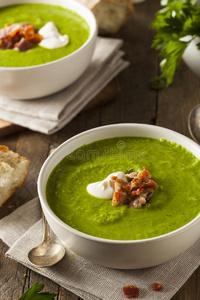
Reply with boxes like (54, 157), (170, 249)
(0, 145), (30, 206)
(78, 0), (134, 35)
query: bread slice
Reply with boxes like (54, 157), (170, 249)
(0, 145), (30, 206)
(78, 0), (134, 35)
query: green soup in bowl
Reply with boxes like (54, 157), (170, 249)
(38, 124), (200, 269)
(46, 136), (200, 240)
(0, 0), (97, 99)
(0, 3), (90, 67)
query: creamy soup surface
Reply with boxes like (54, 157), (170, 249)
(46, 137), (200, 240)
(0, 3), (90, 67)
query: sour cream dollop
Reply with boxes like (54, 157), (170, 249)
(39, 22), (69, 49)
(87, 172), (127, 199)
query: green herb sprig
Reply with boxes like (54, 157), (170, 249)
(150, 0), (200, 90)
(18, 283), (56, 300)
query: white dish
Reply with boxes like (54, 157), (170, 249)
(38, 123), (200, 269)
(0, 0), (97, 100)
(182, 37), (200, 78)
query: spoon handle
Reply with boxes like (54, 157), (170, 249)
(42, 212), (51, 242)
(42, 149), (55, 243)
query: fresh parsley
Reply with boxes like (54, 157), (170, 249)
(150, 0), (200, 89)
(18, 283), (56, 300)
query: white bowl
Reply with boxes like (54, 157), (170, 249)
(182, 37), (200, 78)
(38, 124), (200, 269)
(0, 0), (97, 100)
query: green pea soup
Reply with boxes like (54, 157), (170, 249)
(0, 3), (90, 67)
(46, 137), (200, 240)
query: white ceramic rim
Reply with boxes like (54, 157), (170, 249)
(0, 0), (97, 70)
(38, 123), (200, 245)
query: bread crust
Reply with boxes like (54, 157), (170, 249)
(0, 145), (9, 152)
(0, 145), (30, 207)
(78, 0), (134, 35)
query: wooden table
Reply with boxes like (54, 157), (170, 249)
(0, 0), (200, 299)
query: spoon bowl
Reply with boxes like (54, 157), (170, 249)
(188, 104), (200, 144)
(28, 213), (65, 267)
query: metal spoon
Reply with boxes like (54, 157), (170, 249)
(188, 104), (200, 143)
(28, 212), (65, 267)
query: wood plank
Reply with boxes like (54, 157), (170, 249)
(84, 78), (120, 110)
(171, 268), (200, 300)
(156, 60), (200, 136)
(104, 0), (159, 126)
(0, 242), (27, 300)
(0, 119), (23, 137)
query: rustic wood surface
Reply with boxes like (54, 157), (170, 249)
(0, 0), (200, 299)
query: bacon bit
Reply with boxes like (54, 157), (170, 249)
(14, 37), (34, 52)
(128, 195), (146, 208)
(9, 29), (21, 44)
(24, 24), (35, 39)
(112, 191), (126, 206)
(111, 167), (158, 208)
(123, 285), (139, 298)
(21, 23), (32, 32)
(2, 40), (13, 50)
(146, 179), (158, 189)
(137, 166), (151, 182)
(131, 187), (144, 196)
(24, 24), (43, 43)
(0, 22), (43, 52)
(7, 28), (19, 39)
(0, 23), (20, 39)
(27, 33), (43, 44)
(152, 282), (164, 291)
(131, 178), (143, 189)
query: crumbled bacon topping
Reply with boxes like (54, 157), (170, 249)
(152, 282), (164, 291)
(123, 285), (140, 298)
(111, 167), (158, 208)
(14, 37), (34, 52)
(0, 23), (43, 52)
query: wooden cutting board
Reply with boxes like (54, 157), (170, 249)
(0, 78), (120, 137)
(0, 119), (23, 137)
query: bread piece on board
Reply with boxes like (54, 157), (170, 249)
(0, 145), (30, 206)
(78, 0), (134, 35)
